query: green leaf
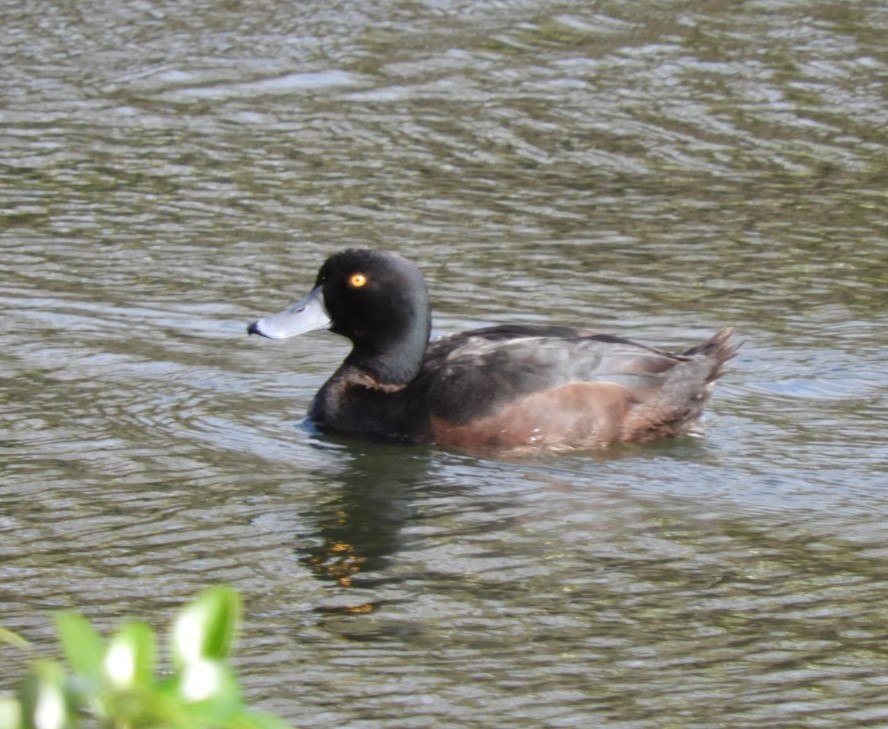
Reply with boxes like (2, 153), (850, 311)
(0, 627), (30, 650)
(54, 612), (105, 683)
(7, 586), (294, 729)
(105, 681), (187, 729)
(103, 621), (155, 689)
(17, 661), (71, 729)
(178, 659), (241, 705)
(0, 696), (23, 729)
(172, 587), (241, 667)
(174, 661), (245, 728)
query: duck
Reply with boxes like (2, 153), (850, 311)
(247, 249), (736, 450)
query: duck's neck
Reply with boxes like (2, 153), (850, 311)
(343, 304), (431, 386)
(309, 319), (430, 440)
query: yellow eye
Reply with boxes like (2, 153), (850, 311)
(348, 273), (368, 288)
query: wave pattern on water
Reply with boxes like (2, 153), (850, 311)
(2, 0), (887, 727)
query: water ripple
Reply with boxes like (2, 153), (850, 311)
(3, 1), (888, 727)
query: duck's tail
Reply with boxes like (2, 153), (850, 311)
(683, 327), (739, 383)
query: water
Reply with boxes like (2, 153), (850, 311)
(2, 1), (887, 726)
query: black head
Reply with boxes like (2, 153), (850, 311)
(317, 248), (424, 331)
(316, 250), (431, 383)
(249, 249), (432, 384)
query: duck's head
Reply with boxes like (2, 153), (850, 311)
(248, 249), (432, 385)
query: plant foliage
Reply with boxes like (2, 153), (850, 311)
(0, 587), (292, 729)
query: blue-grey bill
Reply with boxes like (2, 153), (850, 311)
(248, 285), (331, 339)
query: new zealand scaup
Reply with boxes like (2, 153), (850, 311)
(248, 249), (736, 449)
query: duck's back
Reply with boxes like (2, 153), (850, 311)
(416, 325), (735, 449)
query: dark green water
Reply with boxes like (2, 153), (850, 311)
(2, 1), (887, 726)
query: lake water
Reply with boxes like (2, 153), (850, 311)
(2, 1), (887, 726)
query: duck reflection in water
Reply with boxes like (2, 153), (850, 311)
(299, 440), (430, 613)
